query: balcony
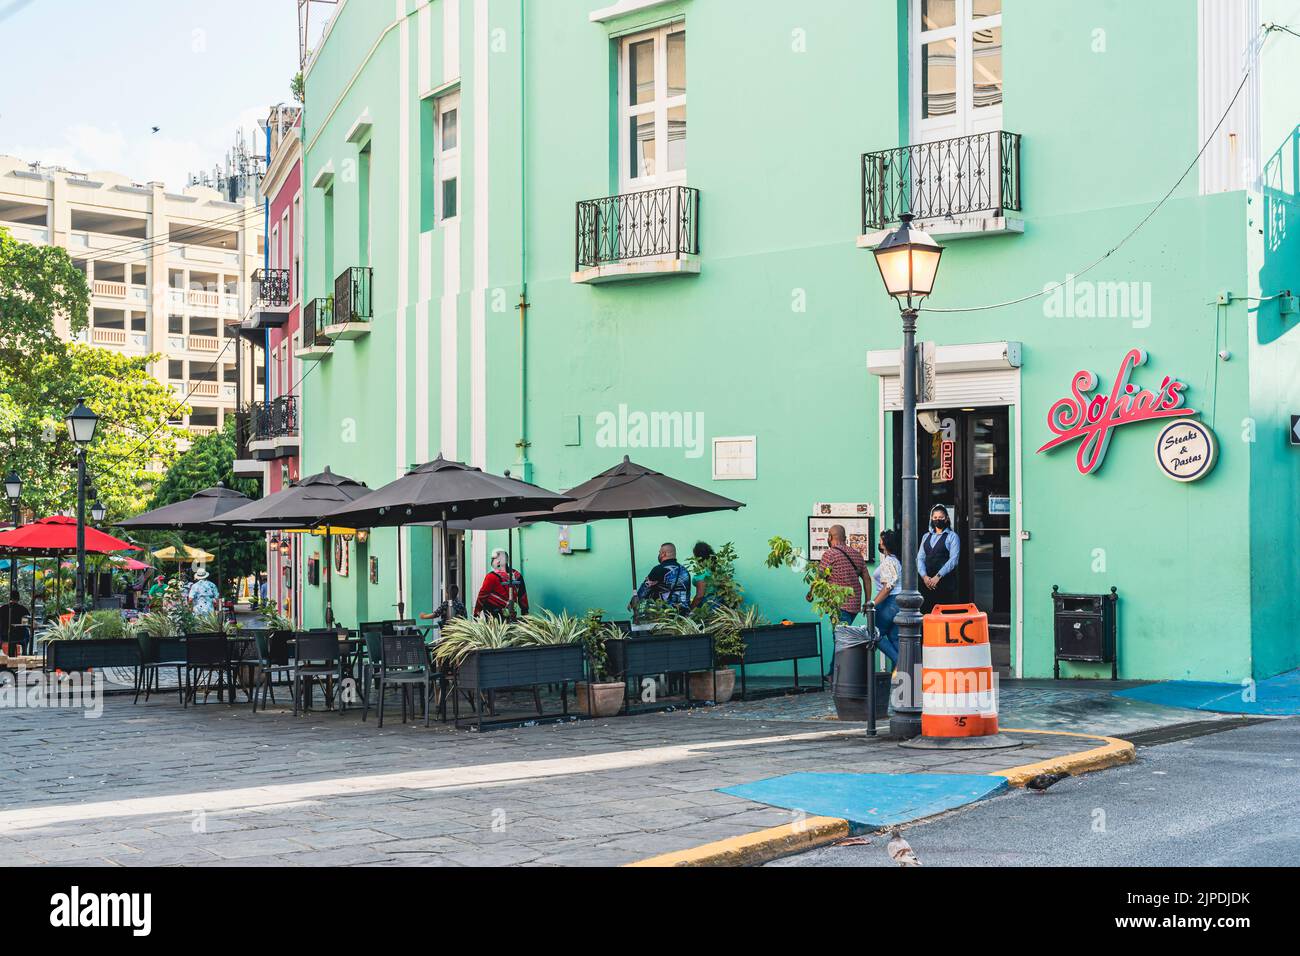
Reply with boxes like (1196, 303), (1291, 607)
(187, 334), (220, 353)
(90, 327), (127, 346)
(232, 407), (265, 480)
(247, 395), (300, 461)
(572, 186), (701, 285)
(92, 280), (127, 299)
(858, 131), (1023, 247)
(327, 266), (373, 339)
(298, 297), (334, 361)
(242, 267), (293, 332)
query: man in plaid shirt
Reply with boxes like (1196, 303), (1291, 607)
(817, 525), (871, 625)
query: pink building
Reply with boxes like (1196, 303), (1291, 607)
(234, 105), (302, 622)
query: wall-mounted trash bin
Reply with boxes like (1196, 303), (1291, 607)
(1052, 586), (1118, 680)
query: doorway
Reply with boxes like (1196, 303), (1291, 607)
(433, 530), (466, 606)
(891, 406), (1013, 673)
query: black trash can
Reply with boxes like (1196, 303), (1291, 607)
(831, 622), (890, 722)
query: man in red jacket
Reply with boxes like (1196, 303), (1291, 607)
(474, 548), (529, 618)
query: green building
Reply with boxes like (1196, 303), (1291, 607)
(296, 0), (1300, 683)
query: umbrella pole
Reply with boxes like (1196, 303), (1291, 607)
(324, 528), (334, 628)
(441, 511), (449, 610)
(396, 525), (406, 619)
(628, 512), (638, 597)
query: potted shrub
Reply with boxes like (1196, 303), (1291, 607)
(572, 609), (626, 717)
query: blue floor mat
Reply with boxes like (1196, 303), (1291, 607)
(1115, 669), (1300, 716)
(720, 772), (1007, 828)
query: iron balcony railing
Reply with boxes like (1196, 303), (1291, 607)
(234, 406), (254, 459)
(334, 266), (373, 325)
(861, 130), (1022, 232)
(575, 185), (700, 270)
(252, 395), (299, 442)
(252, 268), (292, 308)
(303, 296), (333, 348)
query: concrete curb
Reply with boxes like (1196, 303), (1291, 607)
(625, 816), (849, 868)
(994, 728), (1136, 787)
(625, 728), (1135, 867)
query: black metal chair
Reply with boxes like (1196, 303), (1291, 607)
(134, 633), (185, 705)
(250, 630), (295, 713)
(291, 632), (343, 715)
(182, 634), (231, 707)
(366, 634), (433, 728)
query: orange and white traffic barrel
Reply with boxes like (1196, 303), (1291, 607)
(920, 604), (998, 738)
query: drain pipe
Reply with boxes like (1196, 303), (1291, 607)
(515, 0), (531, 571)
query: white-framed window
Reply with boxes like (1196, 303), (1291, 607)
(911, 0), (1002, 143)
(712, 436), (756, 481)
(270, 224), (280, 269)
(435, 92), (460, 222)
(619, 23), (686, 191)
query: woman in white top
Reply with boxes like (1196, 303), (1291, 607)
(870, 529), (902, 665)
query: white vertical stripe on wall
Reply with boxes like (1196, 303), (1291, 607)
(1198, 0), (1262, 195)
(470, 0), (490, 585)
(441, 223), (460, 457)
(396, 4), (411, 481)
(445, 0), (461, 81)
(415, 7), (432, 465)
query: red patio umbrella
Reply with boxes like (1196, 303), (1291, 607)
(0, 516), (140, 556)
(0, 516), (140, 614)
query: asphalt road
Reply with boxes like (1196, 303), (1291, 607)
(771, 717), (1300, 867)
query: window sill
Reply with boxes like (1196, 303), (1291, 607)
(590, 0), (683, 24)
(858, 215), (1024, 248)
(572, 254), (701, 285)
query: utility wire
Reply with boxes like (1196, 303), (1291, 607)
(921, 25), (1275, 315)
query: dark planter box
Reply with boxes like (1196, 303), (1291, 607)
(458, 643), (587, 691)
(44, 639), (139, 673)
(736, 622), (824, 699)
(606, 633), (714, 682)
(452, 643), (588, 731)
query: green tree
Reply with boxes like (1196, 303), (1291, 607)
(1, 228), (185, 522)
(141, 419), (264, 595)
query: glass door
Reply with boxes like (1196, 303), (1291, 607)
(891, 406), (1012, 673)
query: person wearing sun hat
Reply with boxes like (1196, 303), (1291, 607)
(187, 567), (219, 617)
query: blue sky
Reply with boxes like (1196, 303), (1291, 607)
(0, 0), (304, 189)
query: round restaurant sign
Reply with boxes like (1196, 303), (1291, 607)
(1154, 419), (1217, 482)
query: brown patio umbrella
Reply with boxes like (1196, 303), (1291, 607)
(117, 484), (256, 595)
(323, 455), (571, 608)
(537, 456), (745, 593)
(212, 467), (371, 626)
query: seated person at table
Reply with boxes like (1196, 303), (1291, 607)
(629, 543), (692, 614)
(1, 591), (31, 654)
(420, 584), (468, 626)
(474, 550), (529, 619)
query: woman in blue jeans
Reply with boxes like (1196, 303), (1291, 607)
(869, 529), (902, 666)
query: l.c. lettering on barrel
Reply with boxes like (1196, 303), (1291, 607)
(920, 604), (999, 738)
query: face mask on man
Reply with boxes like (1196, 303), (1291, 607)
(932, 516), (948, 531)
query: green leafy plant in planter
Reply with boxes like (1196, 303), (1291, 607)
(139, 611), (177, 638)
(37, 615), (99, 644)
(686, 541), (743, 610)
(259, 605), (295, 630)
(576, 608), (626, 717)
(193, 610), (236, 635)
(707, 604), (768, 666)
(766, 536), (853, 625)
(432, 614), (516, 668)
(513, 609), (585, 647)
(85, 609), (126, 639)
(638, 603), (742, 704)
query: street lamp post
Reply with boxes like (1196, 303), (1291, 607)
(872, 214), (943, 740)
(4, 469), (21, 596)
(66, 399), (100, 614)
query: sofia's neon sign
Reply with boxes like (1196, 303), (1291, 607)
(1037, 349), (1193, 475)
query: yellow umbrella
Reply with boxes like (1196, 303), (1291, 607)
(152, 545), (216, 563)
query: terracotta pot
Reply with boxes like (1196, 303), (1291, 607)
(688, 668), (736, 704)
(576, 681), (625, 718)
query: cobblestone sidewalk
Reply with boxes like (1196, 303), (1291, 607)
(0, 689), (1104, 867)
